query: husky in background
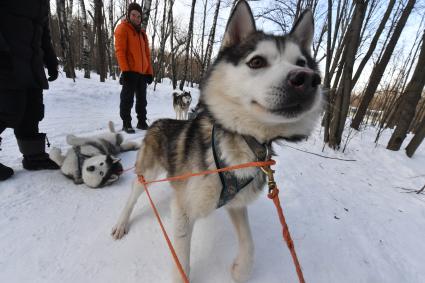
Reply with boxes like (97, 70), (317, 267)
(111, 1), (322, 282)
(49, 122), (139, 188)
(173, 91), (192, 120)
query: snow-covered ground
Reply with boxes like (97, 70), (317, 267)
(0, 71), (424, 283)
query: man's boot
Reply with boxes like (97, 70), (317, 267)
(136, 120), (148, 130)
(17, 133), (59, 170)
(0, 163), (14, 181)
(122, 121), (135, 134)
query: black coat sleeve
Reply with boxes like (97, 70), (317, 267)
(0, 31), (9, 52)
(41, 20), (58, 71)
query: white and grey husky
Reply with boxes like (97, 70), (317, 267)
(112, 1), (322, 282)
(173, 91), (192, 120)
(49, 122), (139, 188)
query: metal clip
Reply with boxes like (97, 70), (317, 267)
(261, 164), (277, 194)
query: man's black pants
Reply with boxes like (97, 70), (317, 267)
(0, 88), (43, 138)
(120, 72), (147, 124)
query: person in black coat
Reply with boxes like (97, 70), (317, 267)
(0, 0), (60, 181)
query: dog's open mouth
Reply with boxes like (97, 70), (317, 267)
(110, 160), (124, 177)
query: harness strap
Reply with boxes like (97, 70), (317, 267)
(212, 125), (271, 208)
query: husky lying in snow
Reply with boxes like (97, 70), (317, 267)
(49, 122), (139, 188)
(173, 91), (192, 120)
(112, 1), (322, 282)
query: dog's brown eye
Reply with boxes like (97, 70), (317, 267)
(247, 56), (267, 69)
(296, 59), (306, 67)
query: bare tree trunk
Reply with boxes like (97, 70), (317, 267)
(108, 0), (116, 79)
(57, 0), (76, 79)
(200, 0), (208, 65)
(154, 0), (169, 90)
(351, 0), (416, 130)
(351, 0), (395, 87)
(405, 116), (425, 157)
(179, 0), (197, 91)
(387, 30), (425, 151)
(79, 0), (90, 78)
(202, 0), (220, 76)
(322, 0), (333, 143)
(328, 0), (367, 149)
(170, 2), (177, 90)
(150, 0), (160, 75)
(94, 0), (107, 82)
(141, 0), (152, 30)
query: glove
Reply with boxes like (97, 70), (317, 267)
(145, 74), (153, 85)
(119, 71), (130, 85)
(47, 67), (58, 82)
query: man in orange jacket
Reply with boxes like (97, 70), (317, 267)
(115, 3), (153, 133)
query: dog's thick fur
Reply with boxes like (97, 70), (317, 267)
(112, 1), (322, 282)
(173, 91), (192, 120)
(50, 122), (139, 188)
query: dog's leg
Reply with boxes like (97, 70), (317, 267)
(120, 141), (140, 152)
(171, 198), (194, 283)
(111, 178), (145, 239)
(49, 147), (65, 166)
(66, 134), (90, 146)
(227, 206), (254, 283)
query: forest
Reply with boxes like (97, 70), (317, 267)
(49, 0), (425, 156)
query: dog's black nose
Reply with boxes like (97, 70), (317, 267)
(87, 165), (95, 172)
(287, 70), (321, 91)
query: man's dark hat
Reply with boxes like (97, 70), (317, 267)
(127, 3), (143, 19)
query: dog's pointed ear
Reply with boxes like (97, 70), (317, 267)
(290, 9), (314, 54)
(221, 0), (256, 50)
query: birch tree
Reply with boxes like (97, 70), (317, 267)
(79, 0), (91, 78)
(327, 0), (368, 149)
(94, 0), (107, 82)
(179, 0), (197, 90)
(387, 29), (425, 151)
(203, 0), (220, 75)
(351, 0), (417, 130)
(141, 0), (152, 30)
(405, 116), (425, 157)
(56, 0), (76, 79)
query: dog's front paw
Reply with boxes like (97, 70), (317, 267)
(111, 221), (129, 239)
(231, 256), (253, 283)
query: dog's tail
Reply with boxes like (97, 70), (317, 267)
(108, 121), (116, 133)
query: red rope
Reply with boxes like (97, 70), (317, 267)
(268, 188), (306, 283)
(137, 159), (305, 283)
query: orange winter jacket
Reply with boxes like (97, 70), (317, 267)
(114, 20), (153, 75)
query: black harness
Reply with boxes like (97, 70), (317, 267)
(212, 125), (271, 208)
(73, 145), (93, 182)
(73, 141), (117, 186)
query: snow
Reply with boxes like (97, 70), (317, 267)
(0, 71), (424, 283)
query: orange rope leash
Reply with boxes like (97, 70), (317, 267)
(137, 159), (306, 283)
(268, 188), (306, 283)
(138, 160), (276, 185)
(139, 176), (190, 283)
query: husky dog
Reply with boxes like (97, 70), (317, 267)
(173, 91), (192, 120)
(49, 122), (140, 188)
(111, 1), (322, 282)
